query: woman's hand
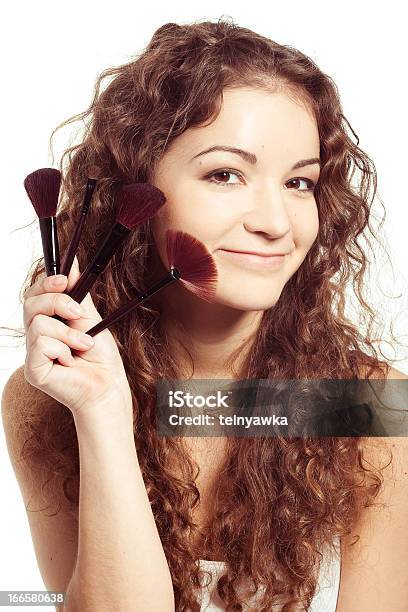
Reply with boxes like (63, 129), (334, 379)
(23, 257), (133, 419)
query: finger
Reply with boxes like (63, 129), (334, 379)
(24, 254), (83, 300)
(26, 313), (95, 352)
(65, 256), (103, 330)
(23, 274), (68, 301)
(26, 336), (76, 383)
(23, 293), (83, 330)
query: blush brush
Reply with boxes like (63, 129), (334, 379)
(84, 229), (218, 337)
(24, 168), (62, 275)
(67, 183), (166, 304)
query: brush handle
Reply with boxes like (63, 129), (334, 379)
(52, 271), (98, 326)
(68, 223), (130, 304)
(52, 220), (126, 325)
(60, 178), (96, 276)
(39, 217), (60, 276)
(85, 268), (181, 337)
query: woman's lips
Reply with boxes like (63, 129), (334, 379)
(217, 249), (287, 269)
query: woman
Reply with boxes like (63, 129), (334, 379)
(2, 18), (408, 612)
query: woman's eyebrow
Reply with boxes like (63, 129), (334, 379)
(190, 145), (321, 170)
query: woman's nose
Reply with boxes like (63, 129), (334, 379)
(242, 184), (291, 238)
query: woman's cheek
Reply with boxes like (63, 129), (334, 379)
(292, 203), (319, 248)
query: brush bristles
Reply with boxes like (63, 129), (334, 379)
(116, 183), (166, 229)
(166, 230), (218, 301)
(23, 168), (61, 218)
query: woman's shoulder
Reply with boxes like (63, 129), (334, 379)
(2, 364), (59, 410)
(332, 365), (408, 611)
(356, 362), (408, 455)
(370, 364), (408, 380)
(2, 364), (77, 518)
(354, 351), (408, 380)
(3, 366), (42, 440)
(2, 366), (78, 599)
(2, 365), (60, 446)
(2, 365), (70, 476)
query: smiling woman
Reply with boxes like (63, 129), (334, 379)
(2, 16), (408, 612)
(151, 87), (321, 313)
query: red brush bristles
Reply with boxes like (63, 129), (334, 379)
(116, 183), (166, 229)
(23, 168), (61, 218)
(86, 230), (218, 336)
(166, 229), (218, 301)
(84, 230), (219, 337)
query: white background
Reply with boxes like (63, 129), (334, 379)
(1, 1), (407, 609)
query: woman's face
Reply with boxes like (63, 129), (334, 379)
(151, 87), (320, 311)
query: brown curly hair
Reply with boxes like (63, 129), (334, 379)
(15, 16), (398, 611)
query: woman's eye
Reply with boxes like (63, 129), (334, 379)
(204, 171), (316, 192)
(286, 177), (316, 193)
(206, 169), (243, 187)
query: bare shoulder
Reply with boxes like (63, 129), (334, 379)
(2, 365), (57, 447)
(336, 364), (408, 612)
(1, 365), (74, 475)
(381, 365), (408, 380)
(2, 365), (78, 601)
(357, 364), (408, 483)
(359, 365), (408, 458)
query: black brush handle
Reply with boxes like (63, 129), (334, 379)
(52, 271), (97, 325)
(52, 221), (127, 325)
(67, 271), (99, 305)
(60, 178), (97, 276)
(68, 223), (130, 304)
(85, 268), (181, 337)
(39, 217), (60, 276)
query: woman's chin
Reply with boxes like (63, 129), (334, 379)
(213, 292), (281, 312)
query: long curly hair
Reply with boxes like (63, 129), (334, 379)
(16, 17), (399, 611)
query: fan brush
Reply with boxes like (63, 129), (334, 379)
(84, 229), (218, 337)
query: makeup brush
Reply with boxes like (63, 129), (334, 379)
(84, 229), (218, 337)
(60, 173), (98, 276)
(24, 168), (62, 275)
(67, 183), (166, 304)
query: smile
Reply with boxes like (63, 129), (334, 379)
(217, 249), (287, 269)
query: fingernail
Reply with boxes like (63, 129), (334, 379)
(79, 333), (94, 347)
(68, 301), (82, 315)
(50, 275), (66, 286)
